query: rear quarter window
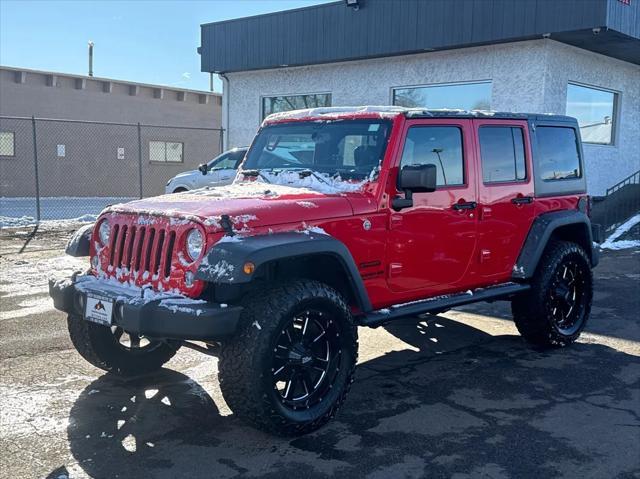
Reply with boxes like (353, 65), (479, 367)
(536, 127), (582, 181)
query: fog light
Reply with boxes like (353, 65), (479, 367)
(185, 271), (195, 287)
(91, 256), (99, 270)
(243, 262), (255, 275)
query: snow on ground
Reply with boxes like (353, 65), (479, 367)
(600, 213), (640, 250)
(0, 197), (135, 228)
(0, 255), (87, 320)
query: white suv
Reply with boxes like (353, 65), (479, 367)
(165, 147), (247, 193)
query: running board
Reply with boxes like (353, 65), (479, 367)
(360, 282), (530, 328)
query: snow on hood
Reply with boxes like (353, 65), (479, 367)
(104, 179), (356, 230)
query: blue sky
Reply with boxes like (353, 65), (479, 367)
(0, 0), (333, 92)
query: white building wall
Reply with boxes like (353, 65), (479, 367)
(226, 39), (639, 195)
(540, 42), (640, 195)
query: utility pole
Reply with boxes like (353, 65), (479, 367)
(88, 41), (94, 77)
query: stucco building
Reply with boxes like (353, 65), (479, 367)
(199, 0), (640, 196)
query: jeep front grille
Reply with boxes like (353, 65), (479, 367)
(108, 223), (177, 279)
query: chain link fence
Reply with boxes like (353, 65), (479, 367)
(0, 116), (223, 228)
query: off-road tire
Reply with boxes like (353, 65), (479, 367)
(512, 240), (592, 348)
(219, 280), (358, 436)
(67, 314), (179, 376)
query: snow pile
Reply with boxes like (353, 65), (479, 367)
(0, 196), (133, 228)
(72, 274), (206, 307)
(0, 255), (87, 320)
(263, 106), (407, 124)
(262, 105), (499, 124)
(0, 214), (97, 229)
(257, 170), (367, 194)
(199, 258), (235, 282)
(296, 201), (319, 209)
(600, 213), (640, 250)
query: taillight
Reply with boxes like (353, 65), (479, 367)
(578, 196), (591, 217)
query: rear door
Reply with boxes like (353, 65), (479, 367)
(474, 119), (535, 279)
(386, 118), (478, 295)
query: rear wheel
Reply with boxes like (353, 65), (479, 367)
(218, 280), (358, 436)
(512, 241), (592, 347)
(172, 187), (188, 193)
(68, 315), (180, 376)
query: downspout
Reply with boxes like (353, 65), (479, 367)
(219, 73), (230, 151)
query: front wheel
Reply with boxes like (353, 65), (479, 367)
(512, 241), (593, 348)
(219, 280), (358, 436)
(67, 315), (180, 376)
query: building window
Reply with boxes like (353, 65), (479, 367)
(149, 141), (183, 163)
(479, 127), (526, 183)
(392, 81), (492, 110)
(536, 127), (582, 181)
(400, 126), (464, 186)
(566, 83), (617, 145)
(0, 131), (15, 157)
(262, 93), (331, 120)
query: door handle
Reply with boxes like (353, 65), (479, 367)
(452, 201), (477, 211)
(511, 196), (534, 205)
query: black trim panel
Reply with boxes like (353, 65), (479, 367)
(197, 232), (373, 312)
(65, 224), (93, 257)
(513, 210), (598, 280)
(361, 282), (530, 328)
(49, 275), (242, 341)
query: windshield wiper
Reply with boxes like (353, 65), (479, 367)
(298, 169), (333, 186)
(241, 169), (271, 184)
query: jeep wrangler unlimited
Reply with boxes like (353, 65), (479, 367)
(50, 107), (601, 435)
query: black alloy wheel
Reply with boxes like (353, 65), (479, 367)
(271, 308), (342, 410)
(548, 259), (586, 335)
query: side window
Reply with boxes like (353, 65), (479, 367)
(536, 127), (582, 181)
(400, 126), (464, 186)
(479, 127), (526, 183)
(211, 153), (236, 170)
(231, 150), (246, 168)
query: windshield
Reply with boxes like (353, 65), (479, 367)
(242, 120), (392, 189)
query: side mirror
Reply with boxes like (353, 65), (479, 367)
(198, 163), (209, 175)
(393, 164), (437, 210)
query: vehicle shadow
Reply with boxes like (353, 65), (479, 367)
(66, 316), (640, 479)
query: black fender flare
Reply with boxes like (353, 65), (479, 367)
(65, 223), (93, 257)
(196, 231), (372, 312)
(512, 210), (598, 280)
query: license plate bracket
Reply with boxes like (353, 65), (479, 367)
(85, 294), (114, 326)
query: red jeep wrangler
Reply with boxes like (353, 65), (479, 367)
(51, 107), (601, 435)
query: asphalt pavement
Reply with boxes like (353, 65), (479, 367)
(1, 226), (639, 479)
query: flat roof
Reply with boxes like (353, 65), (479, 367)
(200, 0), (640, 73)
(1, 65), (220, 96)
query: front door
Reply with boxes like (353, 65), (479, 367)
(474, 119), (535, 279)
(387, 119), (478, 296)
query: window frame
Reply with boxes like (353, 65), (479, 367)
(148, 140), (184, 164)
(397, 124), (467, 189)
(536, 126), (583, 183)
(390, 80), (493, 110)
(566, 81), (619, 147)
(0, 130), (16, 158)
(478, 125), (528, 186)
(260, 92), (332, 121)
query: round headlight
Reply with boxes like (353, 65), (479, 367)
(98, 220), (110, 246)
(186, 229), (204, 262)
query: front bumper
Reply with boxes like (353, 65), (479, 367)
(49, 274), (242, 341)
